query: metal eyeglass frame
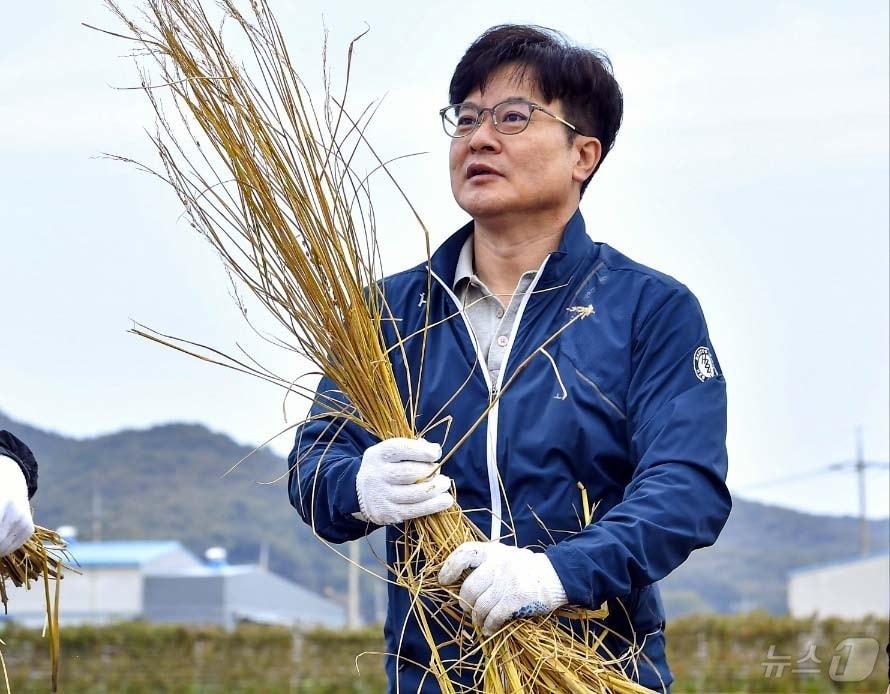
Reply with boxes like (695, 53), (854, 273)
(439, 99), (579, 138)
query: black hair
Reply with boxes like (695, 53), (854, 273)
(448, 25), (623, 195)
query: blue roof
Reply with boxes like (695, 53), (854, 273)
(67, 541), (186, 568)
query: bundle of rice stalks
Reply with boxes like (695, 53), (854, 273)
(0, 526), (66, 693)
(94, 1), (659, 691)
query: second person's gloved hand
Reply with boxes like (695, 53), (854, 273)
(0, 455), (35, 557)
(356, 437), (454, 525)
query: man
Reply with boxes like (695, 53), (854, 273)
(289, 24), (730, 693)
(0, 430), (38, 557)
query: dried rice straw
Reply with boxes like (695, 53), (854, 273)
(0, 526), (67, 692)
(92, 1), (659, 691)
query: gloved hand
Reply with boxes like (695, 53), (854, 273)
(355, 437), (454, 525)
(438, 541), (568, 635)
(0, 455), (35, 557)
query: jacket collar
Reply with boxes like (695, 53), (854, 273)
(428, 208), (594, 288)
(537, 208), (594, 288)
(429, 219), (474, 286)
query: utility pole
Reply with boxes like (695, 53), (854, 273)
(827, 429), (890, 557)
(347, 541), (360, 628)
(258, 540), (270, 571)
(856, 430), (867, 557)
(741, 428), (888, 558)
(91, 472), (103, 542)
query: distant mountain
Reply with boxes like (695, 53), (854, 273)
(1, 411), (887, 620)
(0, 410), (387, 622)
(660, 497), (888, 616)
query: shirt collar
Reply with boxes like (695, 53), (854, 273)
(451, 233), (542, 293)
(452, 234), (477, 289)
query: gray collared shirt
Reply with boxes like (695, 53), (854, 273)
(453, 234), (542, 388)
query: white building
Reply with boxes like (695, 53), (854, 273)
(1, 540), (201, 627)
(788, 552), (890, 619)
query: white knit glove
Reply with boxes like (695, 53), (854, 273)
(0, 455), (35, 557)
(438, 541), (568, 635)
(355, 438), (454, 525)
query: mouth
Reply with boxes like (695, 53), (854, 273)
(466, 163), (502, 180)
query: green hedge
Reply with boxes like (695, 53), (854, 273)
(665, 612), (888, 693)
(0, 614), (885, 692)
(0, 622), (387, 693)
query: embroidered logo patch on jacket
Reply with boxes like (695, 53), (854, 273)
(693, 346), (718, 381)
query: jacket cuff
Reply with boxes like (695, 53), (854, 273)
(0, 431), (38, 500)
(336, 456), (364, 516)
(545, 542), (599, 608)
(335, 456), (378, 531)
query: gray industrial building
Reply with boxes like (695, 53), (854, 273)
(144, 563), (346, 628)
(1, 538), (345, 629)
(1, 540), (202, 627)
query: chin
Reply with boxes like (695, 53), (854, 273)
(456, 191), (513, 219)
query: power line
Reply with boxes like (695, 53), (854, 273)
(737, 466), (843, 491)
(737, 429), (889, 557)
(738, 461), (889, 491)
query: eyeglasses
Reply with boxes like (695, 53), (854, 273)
(439, 99), (578, 138)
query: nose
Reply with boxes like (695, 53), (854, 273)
(466, 110), (501, 152)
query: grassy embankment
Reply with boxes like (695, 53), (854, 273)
(0, 613), (886, 693)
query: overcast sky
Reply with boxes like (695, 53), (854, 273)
(1, 1), (887, 519)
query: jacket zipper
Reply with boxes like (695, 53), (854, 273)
(486, 257), (548, 540)
(431, 255), (549, 542)
(430, 271), (499, 539)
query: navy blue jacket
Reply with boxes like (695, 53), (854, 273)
(1, 430), (38, 499)
(288, 210), (730, 692)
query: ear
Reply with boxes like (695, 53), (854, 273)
(572, 137), (602, 184)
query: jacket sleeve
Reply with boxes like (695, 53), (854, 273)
(546, 285), (731, 608)
(287, 375), (380, 543)
(0, 430), (39, 499)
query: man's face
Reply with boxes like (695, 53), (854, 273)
(448, 65), (580, 224)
